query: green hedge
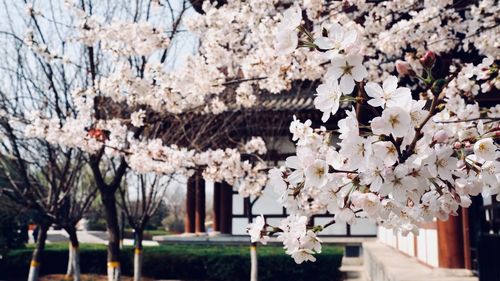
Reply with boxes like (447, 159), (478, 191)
(0, 243), (343, 281)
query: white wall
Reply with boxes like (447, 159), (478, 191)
(378, 225), (439, 268)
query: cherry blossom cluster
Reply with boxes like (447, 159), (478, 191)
(20, 1), (294, 210)
(64, 3), (169, 56)
(248, 4), (499, 264)
(24, 0), (498, 116)
(19, 1), (273, 199)
(24, 108), (268, 197)
(184, 1), (326, 96)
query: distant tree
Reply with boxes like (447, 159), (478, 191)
(118, 172), (171, 281)
(162, 182), (186, 233)
(145, 200), (169, 230)
(0, 197), (29, 255)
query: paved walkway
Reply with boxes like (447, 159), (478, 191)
(363, 241), (477, 281)
(341, 257), (367, 281)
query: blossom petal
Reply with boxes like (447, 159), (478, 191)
(368, 98), (385, 108)
(340, 75), (355, 95)
(326, 65), (343, 80)
(351, 65), (368, 81)
(341, 29), (357, 48)
(314, 37), (334, 50)
(347, 53), (363, 66)
(328, 23), (343, 42)
(383, 76), (398, 92)
(364, 82), (383, 98)
(330, 54), (347, 68)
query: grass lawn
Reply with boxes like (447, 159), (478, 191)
(123, 228), (172, 237)
(22, 242), (344, 257)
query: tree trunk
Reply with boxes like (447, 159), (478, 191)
(250, 243), (258, 281)
(66, 227), (81, 281)
(133, 229), (144, 281)
(101, 191), (121, 281)
(245, 198), (257, 281)
(66, 241), (73, 276)
(27, 223), (48, 281)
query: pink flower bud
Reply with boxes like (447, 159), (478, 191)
(433, 130), (448, 143)
(395, 60), (415, 76)
(453, 142), (462, 149)
(464, 141), (471, 148)
(420, 51), (436, 69)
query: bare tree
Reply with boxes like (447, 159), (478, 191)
(0, 118), (92, 281)
(118, 172), (171, 281)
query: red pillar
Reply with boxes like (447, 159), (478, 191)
(437, 209), (465, 268)
(195, 174), (206, 233)
(462, 207), (472, 269)
(219, 182), (233, 234)
(184, 176), (196, 233)
(213, 182), (221, 232)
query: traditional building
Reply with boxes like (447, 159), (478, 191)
(182, 86), (377, 238)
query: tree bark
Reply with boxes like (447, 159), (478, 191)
(101, 191), (121, 281)
(133, 229), (144, 281)
(27, 223), (49, 281)
(66, 241), (73, 276)
(66, 227), (81, 281)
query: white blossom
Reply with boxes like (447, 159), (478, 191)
(365, 76), (412, 109)
(326, 54), (368, 95)
(314, 79), (342, 122)
(474, 138), (497, 161)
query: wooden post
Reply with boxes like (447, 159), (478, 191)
(219, 182), (233, 234)
(213, 182), (221, 232)
(195, 174), (206, 233)
(437, 209), (465, 268)
(462, 207), (471, 269)
(184, 176), (196, 233)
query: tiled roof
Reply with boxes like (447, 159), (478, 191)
(256, 93), (315, 111)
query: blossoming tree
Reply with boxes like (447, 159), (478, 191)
(248, 1), (499, 264)
(9, 1), (271, 280)
(3, 0), (498, 280)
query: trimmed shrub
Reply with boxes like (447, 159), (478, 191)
(0, 243), (343, 281)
